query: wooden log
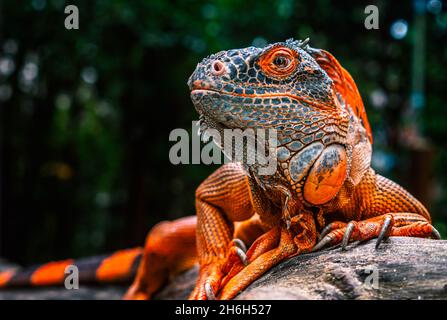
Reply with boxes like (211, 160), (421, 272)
(156, 237), (447, 300)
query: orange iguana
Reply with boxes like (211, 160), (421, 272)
(0, 39), (440, 300)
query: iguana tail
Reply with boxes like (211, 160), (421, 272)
(0, 247), (142, 288)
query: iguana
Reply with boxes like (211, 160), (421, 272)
(0, 39), (440, 300)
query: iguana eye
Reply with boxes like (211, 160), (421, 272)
(273, 55), (291, 68)
(258, 46), (299, 79)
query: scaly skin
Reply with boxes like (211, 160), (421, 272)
(1, 39), (439, 299)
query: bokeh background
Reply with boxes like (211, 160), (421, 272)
(0, 0), (446, 265)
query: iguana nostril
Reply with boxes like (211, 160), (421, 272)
(211, 60), (225, 75)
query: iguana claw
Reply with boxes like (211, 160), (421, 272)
(232, 238), (247, 253)
(341, 221), (356, 251)
(235, 247), (248, 266)
(432, 227), (441, 240)
(312, 234), (333, 252)
(375, 215), (393, 249)
(318, 225), (332, 242)
(205, 282), (216, 300)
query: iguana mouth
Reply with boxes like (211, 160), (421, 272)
(191, 88), (222, 95)
(189, 77), (224, 97)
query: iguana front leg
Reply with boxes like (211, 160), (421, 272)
(190, 165), (317, 300)
(219, 227), (296, 299)
(313, 169), (440, 251)
(189, 162), (258, 300)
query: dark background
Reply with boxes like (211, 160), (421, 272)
(0, 0), (446, 265)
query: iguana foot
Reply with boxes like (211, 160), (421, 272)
(190, 227), (285, 300)
(209, 214), (316, 299)
(188, 238), (249, 300)
(313, 213), (441, 252)
(189, 263), (223, 300)
(218, 227), (297, 300)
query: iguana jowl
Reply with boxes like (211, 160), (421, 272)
(0, 39), (440, 300)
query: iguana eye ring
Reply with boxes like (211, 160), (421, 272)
(258, 46), (299, 79)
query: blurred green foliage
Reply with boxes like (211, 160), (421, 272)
(0, 0), (446, 264)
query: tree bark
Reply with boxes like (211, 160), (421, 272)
(156, 237), (447, 300)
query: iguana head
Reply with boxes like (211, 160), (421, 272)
(190, 39), (356, 128)
(188, 39), (372, 207)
